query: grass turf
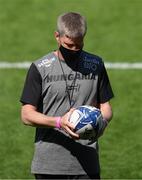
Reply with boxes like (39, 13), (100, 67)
(0, 0), (142, 62)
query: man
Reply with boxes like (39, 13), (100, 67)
(20, 12), (114, 179)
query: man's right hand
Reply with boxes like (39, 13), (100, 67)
(60, 108), (80, 139)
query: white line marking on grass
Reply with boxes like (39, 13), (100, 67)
(0, 61), (142, 69)
(0, 62), (31, 69)
(105, 62), (142, 69)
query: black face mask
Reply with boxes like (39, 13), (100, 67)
(59, 45), (82, 62)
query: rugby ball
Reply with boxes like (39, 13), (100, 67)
(69, 105), (103, 139)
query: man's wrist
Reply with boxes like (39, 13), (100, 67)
(55, 117), (61, 129)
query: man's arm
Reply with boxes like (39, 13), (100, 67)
(99, 101), (113, 122)
(94, 101), (113, 139)
(21, 104), (79, 138)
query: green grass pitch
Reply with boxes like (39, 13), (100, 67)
(0, 0), (142, 179)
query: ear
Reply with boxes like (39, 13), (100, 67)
(54, 31), (60, 42)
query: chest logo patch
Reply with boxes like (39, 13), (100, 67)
(38, 57), (56, 68)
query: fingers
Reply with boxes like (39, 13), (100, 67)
(67, 108), (75, 120)
(65, 126), (79, 139)
(60, 109), (79, 139)
(69, 108), (76, 113)
(63, 119), (79, 138)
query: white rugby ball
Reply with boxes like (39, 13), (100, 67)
(69, 105), (103, 139)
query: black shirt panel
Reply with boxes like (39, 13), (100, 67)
(98, 62), (114, 103)
(20, 63), (42, 108)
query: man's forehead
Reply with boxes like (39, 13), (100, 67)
(63, 35), (83, 43)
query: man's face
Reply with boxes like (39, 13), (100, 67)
(55, 31), (84, 51)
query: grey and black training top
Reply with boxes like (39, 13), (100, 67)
(20, 50), (114, 175)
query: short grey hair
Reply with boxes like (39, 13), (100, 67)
(57, 12), (87, 38)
